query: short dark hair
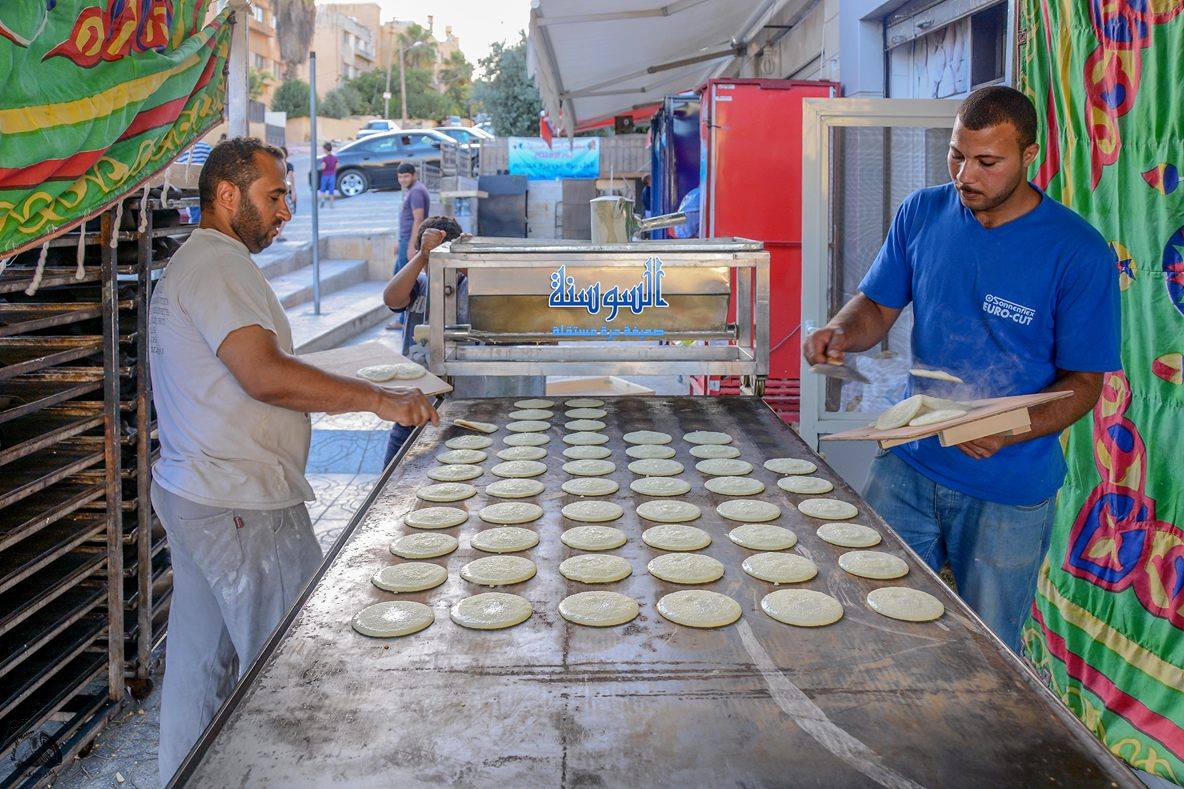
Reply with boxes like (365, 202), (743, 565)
(323, 141), (333, 151)
(397, 162), (417, 175)
(198, 137), (284, 208)
(957, 86), (1038, 150)
(416, 215), (463, 248)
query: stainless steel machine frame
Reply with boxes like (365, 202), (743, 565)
(427, 238), (770, 380)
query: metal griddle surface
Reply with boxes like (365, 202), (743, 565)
(181, 397), (1133, 788)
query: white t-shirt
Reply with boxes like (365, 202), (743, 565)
(149, 228), (314, 509)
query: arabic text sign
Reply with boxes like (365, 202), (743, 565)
(508, 137), (600, 180)
(548, 258), (669, 322)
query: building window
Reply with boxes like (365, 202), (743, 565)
(884, 0), (1010, 98)
(252, 6), (264, 23)
(970, 3), (1007, 87)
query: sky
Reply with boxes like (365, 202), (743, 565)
(329, 0), (533, 71)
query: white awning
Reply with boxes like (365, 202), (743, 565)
(529, 0), (797, 134)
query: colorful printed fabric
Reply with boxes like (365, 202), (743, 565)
(0, 1), (231, 257)
(1019, 0), (1184, 783)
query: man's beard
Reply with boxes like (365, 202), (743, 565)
(961, 169), (1026, 212)
(230, 198), (274, 253)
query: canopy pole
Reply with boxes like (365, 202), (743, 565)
(227, 0), (250, 138)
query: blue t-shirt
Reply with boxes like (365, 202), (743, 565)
(399, 181), (431, 242)
(859, 183), (1120, 505)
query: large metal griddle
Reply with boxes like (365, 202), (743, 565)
(175, 396), (1134, 788)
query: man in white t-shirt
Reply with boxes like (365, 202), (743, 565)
(148, 137), (437, 782)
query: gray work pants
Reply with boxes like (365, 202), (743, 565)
(152, 482), (323, 783)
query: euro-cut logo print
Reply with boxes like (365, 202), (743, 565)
(982, 293), (1036, 326)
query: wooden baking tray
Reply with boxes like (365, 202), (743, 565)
(297, 341), (452, 397)
(822, 390), (1073, 449)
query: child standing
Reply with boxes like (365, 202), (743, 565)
(318, 141), (338, 209)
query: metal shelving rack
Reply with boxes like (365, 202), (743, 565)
(0, 212), (119, 786)
(118, 193), (191, 695)
(0, 191), (190, 785)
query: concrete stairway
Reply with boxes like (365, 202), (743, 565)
(254, 237), (392, 353)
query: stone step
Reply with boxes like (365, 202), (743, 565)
(269, 258), (369, 309)
(253, 237), (327, 280)
(288, 280), (392, 354)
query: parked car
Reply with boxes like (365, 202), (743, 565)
(434, 126), (492, 176)
(435, 125), (495, 146)
(356, 119), (399, 139)
(319, 129), (457, 197)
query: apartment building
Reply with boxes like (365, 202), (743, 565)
(299, 5), (378, 93)
(208, 0), (283, 104)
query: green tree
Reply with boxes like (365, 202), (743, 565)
(320, 87), (353, 119)
(397, 23), (437, 68)
(343, 67), (456, 120)
(438, 50), (474, 115)
(473, 33), (542, 136)
(248, 67), (271, 101)
(270, 78), (310, 117)
(274, 0), (317, 81)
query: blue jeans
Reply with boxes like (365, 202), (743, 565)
(383, 423), (415, 468)
(862, 449), (1056, 653)
(393, 235), (410, 275)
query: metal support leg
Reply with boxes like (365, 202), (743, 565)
(101, 207), (126, 701)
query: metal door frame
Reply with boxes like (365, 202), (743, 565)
(799, 98), (961, 447)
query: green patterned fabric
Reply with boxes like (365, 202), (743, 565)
(0, 1), (231, 257)
(1018, 0), (1184, 783)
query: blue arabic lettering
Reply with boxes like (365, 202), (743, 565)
(547, 258), (670, 321)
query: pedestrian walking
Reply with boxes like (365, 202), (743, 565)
(318, 141), (338, 209)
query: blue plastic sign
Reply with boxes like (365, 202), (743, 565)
(508, 137), (600, 180)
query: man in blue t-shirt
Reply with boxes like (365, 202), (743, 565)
(803, 86), (1121, 652)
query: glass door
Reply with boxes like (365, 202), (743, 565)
(799, 99), (960, 482)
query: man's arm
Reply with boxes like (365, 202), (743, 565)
(383, 250), (427, 311)
(802, 293), (902, 365)
(383, 228), (446, 310)
(217, 326), (438, 426)
(958, 370), (1102, 460)
(408, 207), (426, 257)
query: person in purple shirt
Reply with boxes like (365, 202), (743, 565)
(803, 86), (1121, 652)
(318, 141), (338, 209)
(396, 162), (430, 272)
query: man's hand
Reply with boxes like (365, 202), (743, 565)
(801, 295), (901, 368)
(372, 387), (439, 428)
(803, 326), (850, 365)
(419, 228), (447, 256)
(957, 433), (1009, 460)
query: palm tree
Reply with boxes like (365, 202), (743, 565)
(274, 0), (317, 81)
(438, 50), (473, 92)
(438, 50), (474, 112)
(397, 23), (437, 69)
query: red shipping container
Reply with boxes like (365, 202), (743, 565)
(695, 79), (837, 421)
